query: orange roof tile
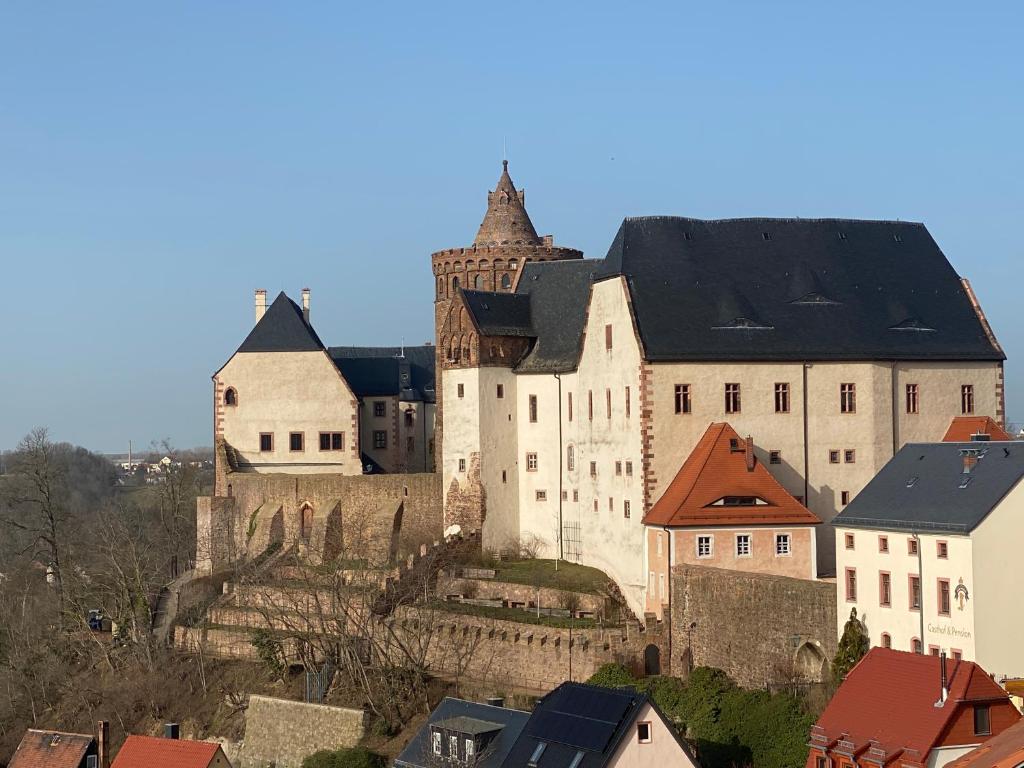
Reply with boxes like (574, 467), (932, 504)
(942, 416), (1013, 442)
(946, 717), (1024, 768)
(812, 648), (1017, 765)
(8, 730), (94, 768)
(111, 735), (224, 768)
(644, 422), (820, 527)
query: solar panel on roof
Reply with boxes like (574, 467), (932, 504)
(528, 711), (615, 753)
(548, 686), (634, 725)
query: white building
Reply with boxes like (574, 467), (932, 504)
(833, 440), (1024, 681)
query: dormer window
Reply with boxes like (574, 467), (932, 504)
(711, 496), (767, 506)
(432, 732), (441, 755)
(224, 388), (237, 406)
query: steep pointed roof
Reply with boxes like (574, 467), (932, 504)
(644, 422), (820, 527)
(236, 291), (325, 353)
(473, 161), (542, 246)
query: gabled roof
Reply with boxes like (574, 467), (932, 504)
(812, 648), (1015, 765)
(943, 416), (1013, 443)
(595, 216), (1003, 362)
(474, 161), (542, 246)
(834, 442), (1024, 534)
(329, 345), (436, 402)
(111, 735), (224, 768)
(462, 290), (534, 336)
(514, 260), (598, 374)
(946, 717), (1024, 768)
(8, 729), (94, 768)
(236, 292), (325, 353)
(395, 697), (529, 768)
(644, 423), (820, 528)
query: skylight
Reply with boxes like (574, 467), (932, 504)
(528, 742), (547, 767)
(569, 751), (586, 768)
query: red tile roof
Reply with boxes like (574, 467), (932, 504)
(942, 416), (1013, 442)
(111, 735), (224, 768)
(946, 717), (1024, 768)
(811, 648), (1016, 765)
(644, 422), (821, 527)
(8, 729), (94, 768)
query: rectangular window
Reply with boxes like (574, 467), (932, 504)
(608, 497), (614, 512)
(816, 757), (828, 768)
(259, 433), (273, 452)
(974, 705), (991, 736)
(373, 400), (386, 417)
(496, 384), (504, 399)
(657, 533), (663, 556)
(573, 490), (579, 501)
(624, 500), (631, 518)
(637, 722), (652, 743)
(674, 384), (692, 414)
(841, 490), (850, 505)
(938, 578), (951, 616)
(466, 739), (475, 759)
(937, 540), (948, 559)
(590, 461), (597, 477)
(961, 384), (975, 415)
(529, 395), (538, 423)
(736, 534), (752, 557)
(930, 644), (941, 656)
(536, 490), (547, 501)
(432, 732), (441, 756)
(373, 430), (387, 449)
(588, 391), (593, 421)
(606, 388), (612, 419)
(450, 735), (459, 759)
(774, 382), (790, 413)
(952, 649), (962, 661)
(605, 323), (613, 350)
(879, 572), (892, 606)
(526, 452), (538, 471)
(625, 461), (633, 476)
(878, 535), (889, 553)
(615, 461), (622, 476)
(909, 575), (921, 609)
(845, 533), (855, 549)
(501, 470), (506, 483)
(844, 449), (856, 464)
(593, 499), (598, 512)
(908, 537), (919, 556)
(458, 458), (466, 472)
(845, 568), (857, 602)
(457, 383), (465, 398)
(697, 535), (713, 558)
(725, 383), (741, 414)
(769, 450), (781, 465)
(319, 432), (344, 451)
(829, 450), (840, 464)
(659, 572), (665, 598)
(566, 445), (575, 472)
(567, 392), (573, 421)
(840, 383), (857, 413)
(289, 432), (304, 452)
(775, 533), (791, 556)
(625, 386), (631, 418)
(906, 383), (919, 414)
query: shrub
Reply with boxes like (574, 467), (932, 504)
(832, 608), (869, 683)
(586, 663), (636, 689)
(301, 746), (386, 768)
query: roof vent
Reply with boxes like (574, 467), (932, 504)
(838, 231), (847, 241)
(906, 476), (918, 488)
(684, 232), (693, 241)
(893, 233), (903, 243)
(959, 476), (972, 489)
(762, 231), (772, 241)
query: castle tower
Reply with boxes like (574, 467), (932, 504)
(430, 161), (582, 472)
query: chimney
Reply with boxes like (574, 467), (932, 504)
(301, 288), (310, 323)
(97, 721), (110, 768)
(745, 436), (755, 472)
(164, 722), (180, 740)
(936, 651), (949, 706)
(254, 289), (268, 322)
(486, 696), (505, 708)
(961, 449), (979, 474)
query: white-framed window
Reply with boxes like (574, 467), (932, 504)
(458, 458), (466, 472)
(637, 722), (652, 743)
(536, 490), (547, 501)
(526, 452), (538, 471)
(736, 534), (752, 557)
(697, 535), (713, 558)
(466, 739), (475, 759)
(659, 572), (665, 598)
(775, 533), (791, 556)
(657, 533), (663, 556)
(432, 731), (441, 756)
(450, 735), (458, 758)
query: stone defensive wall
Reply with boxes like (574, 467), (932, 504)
(236, 694), (366, 768)
(671, 564), (838, 688)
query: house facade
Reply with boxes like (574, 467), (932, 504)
(834, 440), (1024, 681)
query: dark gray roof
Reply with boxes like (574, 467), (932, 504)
(501, 682), (691, 768)
(328, 345), (436, 402)
(434, 716), (506, 736)
(834, 442), (1024, 534)
(462, 291), (534, 336)
(596, 217), (1004, 362)
(236, 292), (325, 353)
(514, 261), (598, 373)
(395, 698), (529, 768)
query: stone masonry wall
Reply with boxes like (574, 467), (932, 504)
(237, 695), (366, 768)
(671, 564), (837, 688)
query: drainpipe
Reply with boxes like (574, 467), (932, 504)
(663, 525), (673, 674)
(555, 373), (564, 562)
(802, 363), (810, 506)
(891, 361), (899, 457)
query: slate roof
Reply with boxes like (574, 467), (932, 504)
(644, 423), (820, 528)
(462, 291), (534, 336)
(329, 345), (436, 402)
(111, 735), (224, 768)
(833, 442), (1024, 534)
(942, 416), (1013, 442)
(236, 292), (325, 353)
(811, 648), (1016, 766)
(394, 697), (529, 768)
(595, 216), (1003, 362)
(946, 717), (1024, 768)
(8, 730), (94, 768)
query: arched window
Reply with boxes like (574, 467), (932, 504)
(437, 277), (444, 297)
(404, 409), (415, 428)
(911, 637), (922, 654)
(452, 276), (460, 290)
(881, 633), (892, 649)
(474, 274), (483, 289)
(500, 273), (511, 289)
(300, 504), (314, 541)
(224, 388), (237, 406)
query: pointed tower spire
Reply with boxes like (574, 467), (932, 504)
(473, 161), (542, 246)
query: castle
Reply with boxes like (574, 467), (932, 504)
(198, 161), (1006, 621)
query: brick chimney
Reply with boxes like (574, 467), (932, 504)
(97, 721), (110, 768)
(745, 436), (755, 472)
(164, 722), (180, 739)
(961, 448), (980, 474)
(254, 289), (268, 322)
(301, 288), (310, 323)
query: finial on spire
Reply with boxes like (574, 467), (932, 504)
(502, 159), (508, 172)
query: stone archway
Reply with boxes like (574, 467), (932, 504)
(644, 644), (661, 676)
(794, 641), (829, 682)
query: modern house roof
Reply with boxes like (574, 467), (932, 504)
(8, 730), (94, 768)
(236, 291), (325, 353)
(644, 422), (820, 528)
(834, 442), (1024, 534)
(946, 717), (1024, 768)
(394, 697), (529, 768)
(329, 345), (436, 402)
(597, 217), (1003, 362)
(111, 735), (225, 768)
(811, 648), (1015, 766)
(942, 416), (1014, 443)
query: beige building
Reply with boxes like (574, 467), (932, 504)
(834, 440), (1024, 681)
(436, 165), (1006, 618)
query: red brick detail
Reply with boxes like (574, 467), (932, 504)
(640, 362), (656, 513)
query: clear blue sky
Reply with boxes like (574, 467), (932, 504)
(2, 2), (1022, 452)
